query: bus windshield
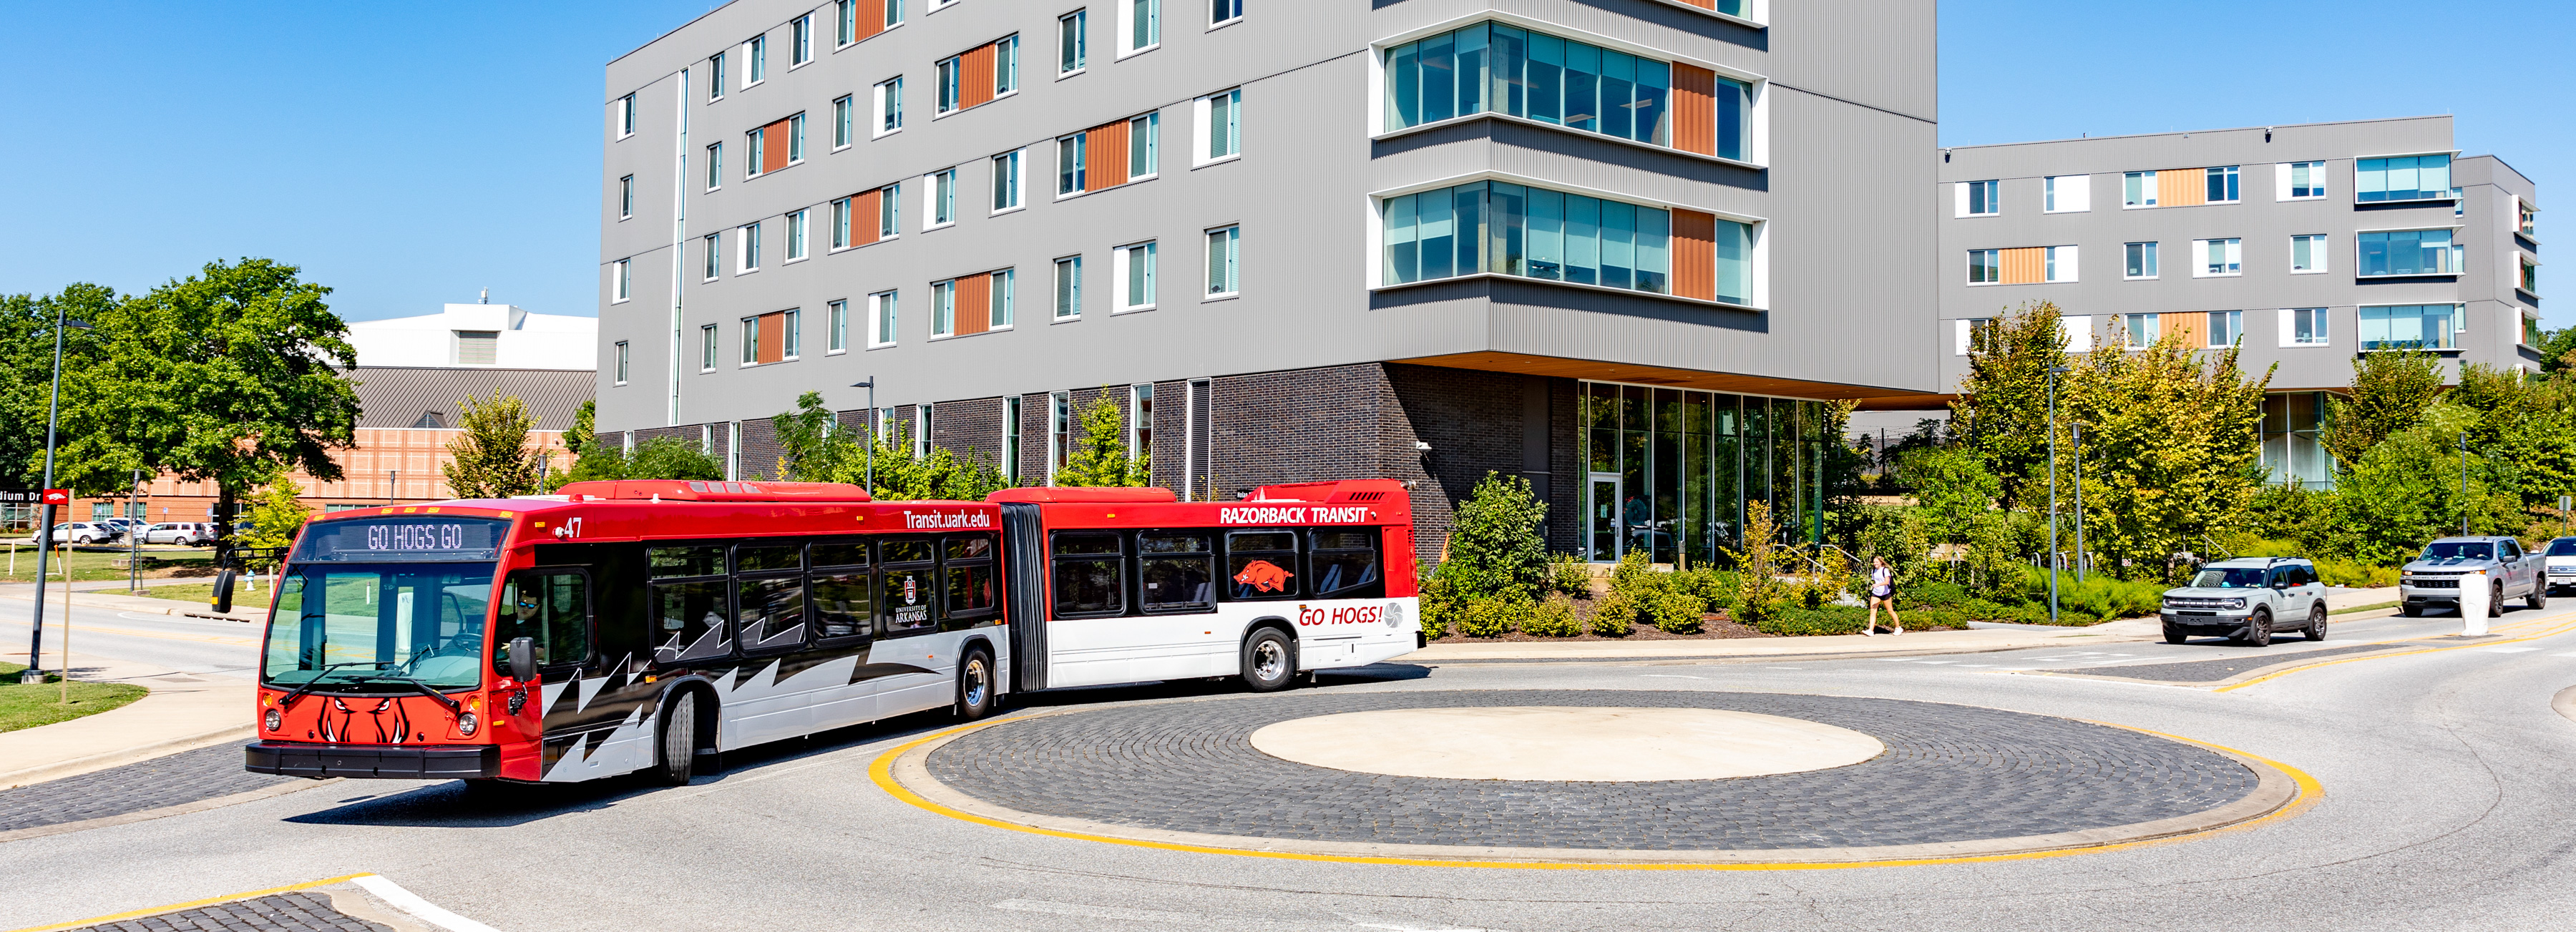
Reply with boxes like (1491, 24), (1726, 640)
(262, 563), (497, 691)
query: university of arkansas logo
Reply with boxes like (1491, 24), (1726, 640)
(1234, 560), (1294, 593)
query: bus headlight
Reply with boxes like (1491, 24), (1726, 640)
(263, 707), (281, 732)
(457, 712), (479, 736)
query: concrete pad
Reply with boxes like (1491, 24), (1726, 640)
(1248, 706), (1883, 781)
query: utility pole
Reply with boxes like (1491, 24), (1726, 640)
(2072, 421), (2086, 582)
(2459, 432), (2470, 537)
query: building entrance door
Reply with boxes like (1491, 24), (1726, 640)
(1588, 474), (1621, 563)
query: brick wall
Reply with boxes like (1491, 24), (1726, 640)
(935, 396), (1009, 474)
(738, 417), (781, 480)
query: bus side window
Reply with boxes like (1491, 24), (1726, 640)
(809, 539), (872, 641)
(1309, 529), (1381, 597)
(1051, 531), (1126, 617)
(1224, 531), (1300, 601)
(648, 546), (731, 664)
(1140, 532), (1214, 613)
(881, 536), (940, 636)
(942, 534), (998, 629)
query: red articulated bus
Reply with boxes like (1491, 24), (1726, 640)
(245, 479), (1418, 786)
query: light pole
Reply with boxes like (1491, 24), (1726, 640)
(2072, 420), (2085, 582)
(126, 469), (143, 594)
(22, 314), (89, 684)
(852, 379), (876, 495)
(2045, 366), (2070, 626)
(2459, 432), (2470, 536)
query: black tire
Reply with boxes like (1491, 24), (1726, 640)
(651, 690), (697, 786)
(1239, 628), (1296, 692)
(2489, 584), (2506, 618)
(2401, 603), (2422, 618)
(2162, 622), (2187, 645)
(2529, 587), (2547, 611)
(2245, 610), (2273, 647)
(2306, 604), (2328, 641)
(954, 648), (996, 720)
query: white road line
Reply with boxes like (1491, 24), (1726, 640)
(995, 899), (1206, 923)
(1914, 660), (1957, 664)
(1639, 674), (1706, 680)
(1341, 917), (1488, 932)
(1765, 667), (1801, 670)
(2480, 647), (2542, 653)
(350, 875), (503, 932)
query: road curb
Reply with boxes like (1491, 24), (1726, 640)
(2553, 685), (2576, 725)
(0, 725), (256, 791)
(0, 589), (266, 624)
(0, 776), (337, 845)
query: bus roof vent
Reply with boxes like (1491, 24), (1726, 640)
(1247, 479), (1407, 504)
(556, 480), (872, 502)
(986, 486), (1178, 504)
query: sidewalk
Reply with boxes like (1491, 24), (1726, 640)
(1410, 618), (2162, 663)
(0, 652), (252, 790)
(0, 584), (269, 624)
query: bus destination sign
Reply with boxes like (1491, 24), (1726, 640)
(291, 516), (508, 563)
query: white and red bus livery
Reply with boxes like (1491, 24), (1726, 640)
(245, 479), (1419, 785)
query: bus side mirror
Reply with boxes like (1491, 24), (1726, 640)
(509, 637), (536, 682)
(210, 570), (237, 614)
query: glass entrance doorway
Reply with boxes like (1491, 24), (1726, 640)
(1577, 381), (1829, 564)
(1587, 474), (1620, 561)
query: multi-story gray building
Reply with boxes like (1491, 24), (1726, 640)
(1936, 116), (2542, 488)
(597, 0), (1938, 562)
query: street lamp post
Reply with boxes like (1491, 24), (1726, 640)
(22, 314), (89, 685)
(2045, 366), (2070, 626)
(852, 379), (876, 495)
(2072, 421), (2085, 582)
(2458, 432), (2470, 536)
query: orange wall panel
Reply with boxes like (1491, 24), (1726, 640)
(853, 189), (882, 242)
(1671, 209), (1717, 300)
(955, 274), (991, 335)
(757, 311), (785, 363)
(2162, 169), (2206, 207)
(761, 119), (791, 173)
(1999, 247), (2046, 285)
(2162, 312), (2204, 348)
(962, 44), (997, 109)
(1085, 120), (1129, 190)
(855, 0), (884, 41)
(1672, 64), (1717, 156)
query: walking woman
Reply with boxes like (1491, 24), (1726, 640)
(1864, 556), (1903, 636)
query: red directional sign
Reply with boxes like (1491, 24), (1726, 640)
(40, 489), (69, 506)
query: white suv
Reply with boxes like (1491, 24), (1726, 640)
(2160, 557), (2331, 647)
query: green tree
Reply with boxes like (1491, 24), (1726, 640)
(555, 400), (638, 486)
(2323, 349), (2444, 467)
(440, 393), (544, 499)
(2444, 363), (2576, 516)
(1894, 446), (2016, 594)
(0, 286), (112, 489)
(1948, 301), (2072, 509)
(2328, 404), (2514, 563)
(2062, 325), (2273, 579)
(54, 260), (359, 552)
(623, 437), (726, 481)
(1435, 472), (1549, 599)
(1055, 391), (1150, 487)
(240, 478), (313, 554)
(2540, 325), (2576, 374)
(769, 391), (1009, 499)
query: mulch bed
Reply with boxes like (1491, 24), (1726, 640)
(1439, 608), (1777, 644)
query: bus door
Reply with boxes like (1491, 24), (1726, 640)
(495, 568), (604, 775)
(1000, 503), (1048, 692)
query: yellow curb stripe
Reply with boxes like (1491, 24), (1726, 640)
(869, 716), (2321, 870)
(2216, 617), (2576, 693)
(4, 873), (376, 932)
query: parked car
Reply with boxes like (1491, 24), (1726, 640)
(2160, 557), (2331, 646)
(142, 522), (217, 546)
(2545, 536), (2576, 595)
(2400, 536), (2545, 617)
(36, 522), (123, 545)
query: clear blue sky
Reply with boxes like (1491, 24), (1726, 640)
(2, 1), (2566, 324)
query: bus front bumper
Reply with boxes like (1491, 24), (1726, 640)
(245, 741), (499, 780)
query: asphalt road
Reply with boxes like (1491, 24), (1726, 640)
(0, 593), (261, 680)
(4, 603), (2574, 931)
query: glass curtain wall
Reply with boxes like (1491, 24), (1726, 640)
(2259, 392), (2333, 490)
(1384, 180), (1684, 295)
(1383, 23), (1699, 152)
(1579, 381), (1825, 565)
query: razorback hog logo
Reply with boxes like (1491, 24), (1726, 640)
(1234, 560), (1294, 593)
(323, 696), (414, 744)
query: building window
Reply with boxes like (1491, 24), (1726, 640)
(914, 405), (932, 458)
(740, 222), (763, 273)
(932, 280), (956, 336)
(706, 142), (723, 190)
(701, 324), (718, 371)
(613, 258), (632, 302)
(2205, 165), (2240, 203)
(2360, 304), (2459, 350)
(829, 299), (849, 352)
(994, 268), (1016, 328)
(792, 14), (812, 65)
(997, 34), (1019, 94)
(1130, 383), (1153, 459)
(2286, 161), (2326, 199)
(1060, 10), (1087, 74)
(1963, 180), (1999, 217)
(789, 112), (806, 162)
(837, 0), (857, 45)
(741, 316), (759, 366)
(2123, 313), (2158, 349)
(746, 34), (768, 84)
(1055, 255), (1083, 319)
(1199, 88), (1240, 163)
(831, 197), (852, 249)
(619, 175), (635, 219)
(1005, 396), (1023, 484)
(1955, 317), (1991, 355)
(615, 341), (630, 384)
(2288, 308), (2329, 346)
(703, 233), (721, 280)
(879, 182), (901, 237)
(2525, 315), (2545, 348)
(2207, 310), (2243, 348)
(876, 77), (904, 134)
(1116, 241), (1157, 310)
(618, 94), (636, 137)
(1048, 391), (1071, 483)
(1205, 226), (1240, 297)
(1382, 23), (1734, 159)
(2194, 237), (2241, 277)
(927, 168), (956, 227)
(832, 95), (854, 148)
(2044, 175), (2089, 212)
(1123, 0), (1160, 55)
(2358, 229), (2460, 278)
(2521, 255), (2540, 295)
(1210, 0), (1241, 26)
(2123, 170), (2158, 208)
(992, 149), (1023, 211)
(2291, 234), (2327, 273)
(869, 290), (898, 348)
(1057, 132), (1087, 194)
(1967, 249), (1999, 284)
(784, 308), (802, 358)
(887, 0), (905, 27)
(746, 127), (766, 177)
(2044, 245), (2077, 283)
(786, 210), (809, 260)
(710, 51), (726, 100)
(936, 57), (962, 113)
(1128, 112), (1159, 178)
(2357, 154), (2453, 203)
(2518, 198), (2539, 237)
(2124, 241), (2157, 279)
(1382, 181), (1728, 301)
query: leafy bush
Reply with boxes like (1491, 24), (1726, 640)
(1523, 593), (1584, 637)
(1418, 567), (1461, 639)
(1589, 592), (1637, 637)
(2315, 557), (2399, 589)
(1757, 605), (1970, 636)
(1546, 552), (1595, 597)
(1455, 591), (1528, 638)
(1443, 473), (1551, 599)
(1609, 551), (1664, 602)
(1651, 591), (1707, 634)
(1670, 568), (1736, 612)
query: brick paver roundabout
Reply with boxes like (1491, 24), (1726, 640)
(895, 690), (2308, 864)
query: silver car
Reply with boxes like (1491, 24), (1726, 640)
(2400, 536), (2544, 617)
(143, 522), (216, 546)
(2160, 557), (2330, 647)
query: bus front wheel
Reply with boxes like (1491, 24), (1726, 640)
(652, 691), (698, 786)
(955, 648), (996, 720)
(1240, 629), (1296, 693)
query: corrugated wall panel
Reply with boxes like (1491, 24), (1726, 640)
(855, 0), (884, 42)
(2162, 169), (2206, 207)
(1999, 247), (2046, 285)
(1672, 64), (1716, 156)
(1671, 210), (1717, 300)
(757, 311), (785, 363)
(1086, 120), (1129, 190)
(2162, 312), (2204, 348)
(853, 189), (881, 242)
(956, 273), (991, 335)
(962, 44), (997, 109)
(761, 119), (791, 173)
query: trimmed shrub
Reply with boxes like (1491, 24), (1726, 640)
(1546, 552), (1596, 597)
(1418, 567), (1462, 639)
(1756, 605), (1971, 637)
(1672, 567), (1737, 612)
(1609, 551), (1664, 603)
(1455, 592), (1528, 638)
(1444, 473), (1550, 599)
(1589, 592), (1638, 637)
(1651, 591), (1707, 635)
(1524, 593), (1584, 637)
(2315, 557), (2399, 589)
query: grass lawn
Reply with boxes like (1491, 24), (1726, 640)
(0, 662), (150, 733)
(139, 583), (231, 605)
(0, 543), (218, 584)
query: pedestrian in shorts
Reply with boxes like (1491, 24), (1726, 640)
(1864, 555), (1902, 636)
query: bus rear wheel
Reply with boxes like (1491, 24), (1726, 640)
(1240, 629), (1296, 693)
(652, 691), (697, 786)
(955, 648), (996, 720)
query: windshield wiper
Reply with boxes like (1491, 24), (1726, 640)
(275, 662), (390, 712)
(347, 672), (464, 715)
